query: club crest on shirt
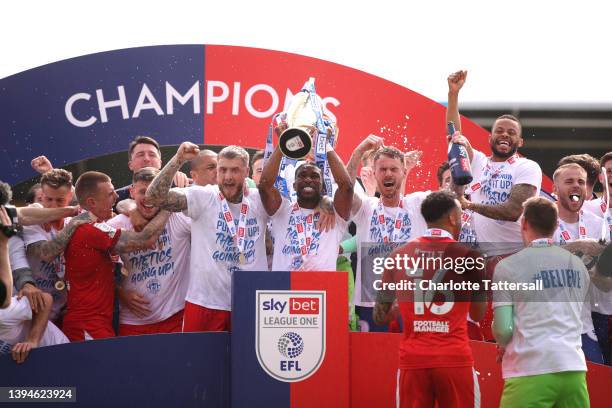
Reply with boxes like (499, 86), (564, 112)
(146, 278), (161, 295)
(93, 222), (117, 238)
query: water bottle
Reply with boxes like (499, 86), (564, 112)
(447, 121), (473, 186)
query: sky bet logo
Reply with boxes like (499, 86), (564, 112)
(262, 297), (320, 315)
(256, 291), (325, 382)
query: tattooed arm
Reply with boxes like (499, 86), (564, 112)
(26, 212), (93, 262)
(113, 210), (171, 253)
(461, 183), (537, 222)
(17, 206), (78, 226)
(146, 142), (199, 212)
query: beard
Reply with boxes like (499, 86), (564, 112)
(220, 183), (244, 203)
(490, 143), (519, 159)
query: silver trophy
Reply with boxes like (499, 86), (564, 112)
(278, 78), (323, 159)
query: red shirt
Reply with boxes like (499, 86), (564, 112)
(63, 222), (121, 325)
(382, 236), (484, 369)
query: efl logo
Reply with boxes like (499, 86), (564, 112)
(289, 297), (319, 314)
(256, 290), (326, 382)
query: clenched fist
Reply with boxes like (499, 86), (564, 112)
(176, 142), (200, 163)
(31, 155), (53, 174)
(447, 70), (468, 94)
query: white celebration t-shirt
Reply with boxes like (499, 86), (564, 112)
(183, 185), (269, 311)
(0, 297), (68, 356)
(107, 213), (191, 325)
(22, 221), (70, 321)
(469, 150), (542, 255)
(271, 198), (348, 271)
(8, 235), (30, 272)
(353, 191), (428, 307)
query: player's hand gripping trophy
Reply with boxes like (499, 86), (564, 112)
(277, 77), (337, 159)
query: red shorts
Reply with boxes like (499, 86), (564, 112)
(62, 318), (115, 342)
(397, 367), (479, 408)
(182, 301), (231, 332)
(118, 309), (184, 336)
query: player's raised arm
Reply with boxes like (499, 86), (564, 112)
(146, 142), (199, 212)
(258, 145), (284, 217)
(346, 135), (384, 215)
(446, 70), (467, 133)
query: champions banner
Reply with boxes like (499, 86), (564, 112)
(1, 44), (546, 192)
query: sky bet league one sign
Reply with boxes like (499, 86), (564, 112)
(256, 291), (325, 382)
(0, 44), (542, 194)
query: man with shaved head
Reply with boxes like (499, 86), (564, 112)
(189, 149), (218, 187)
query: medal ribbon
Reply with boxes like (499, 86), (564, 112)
(558, 210), (587, 244)
(264, 113), (296, 199)
(373, 200), (405, 243)
(289, 202), (320, 265)
(460, 209), (475, 233)
(218, 191), (249, 259)
(600, 167), (611, 242)
(303, 79), (333, 197)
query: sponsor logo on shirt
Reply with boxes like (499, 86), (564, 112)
(413, 320), (449, 333)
